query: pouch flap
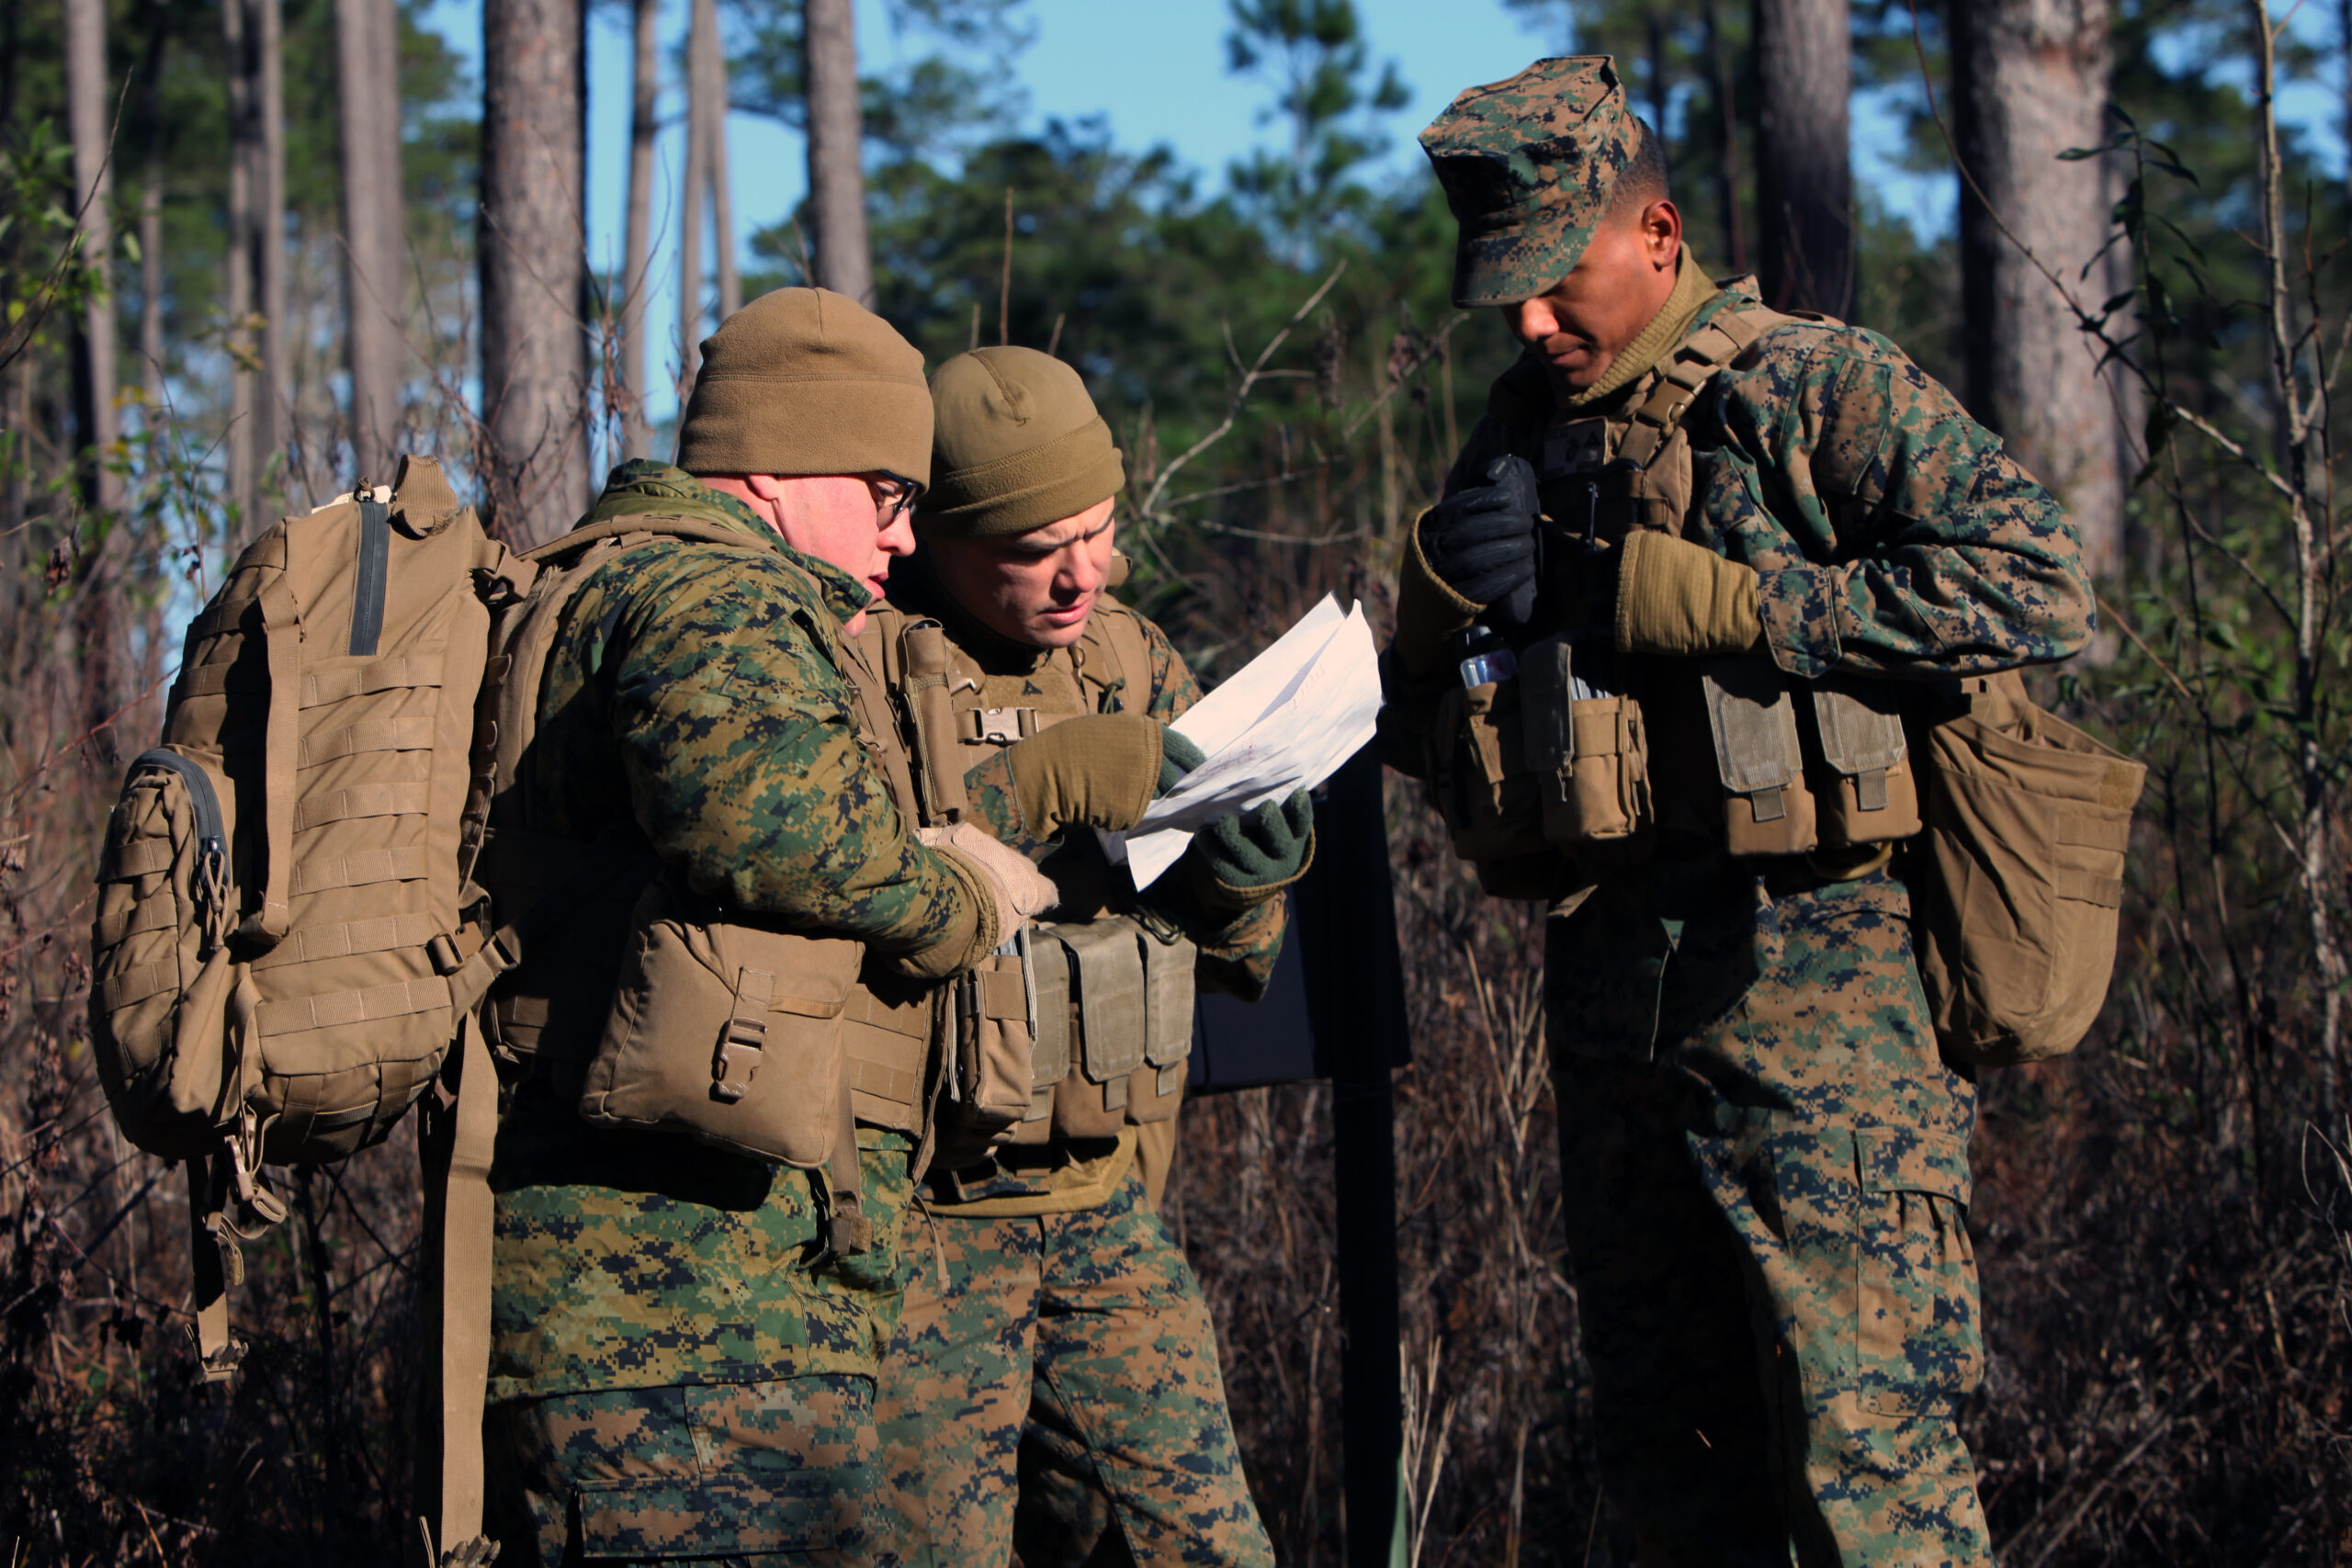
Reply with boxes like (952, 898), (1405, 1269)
(1030, 933), (1073, 1088)
(1519, 635), (1577, 773)
(1810, 682), (1906, 777)
(715, 927), (863, 1020)
(1702, 659), (1803, 795)
(572, 1473), (839, 1557)
(1056, 918), (1147, 1082)
(1857, 1128), (1973, 1205)
(1142, 931), (1198, 1068)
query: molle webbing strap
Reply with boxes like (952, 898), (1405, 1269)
(422, 1011), (498, 1563)
(1615, 308), (1785, 470)
(825, 1093), (875, 1258)
(186, 1156), (243, 1382)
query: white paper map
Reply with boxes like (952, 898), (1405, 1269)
(1102, 594), (1384, 889)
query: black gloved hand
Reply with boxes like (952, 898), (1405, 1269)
(1196, 789), (1314, 897)
(1420, 455), (1540, 627)
(1159, 728), (1205, 795)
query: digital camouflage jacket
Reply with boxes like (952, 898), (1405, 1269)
(1385, 274), (2097, 759)
(488, 461), (969, 1404)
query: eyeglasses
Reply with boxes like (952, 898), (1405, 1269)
(868, 473), (919, 525)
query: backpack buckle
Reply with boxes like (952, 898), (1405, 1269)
(711, 1018), (765, 1103)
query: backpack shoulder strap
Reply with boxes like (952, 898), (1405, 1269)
(526, 513), (777, 564)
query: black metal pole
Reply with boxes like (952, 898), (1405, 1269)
(1297, 748), (1408, 1567)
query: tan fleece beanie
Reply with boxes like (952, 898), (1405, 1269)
(675, 287), (933, 486)
(917, 346), (1125, 537)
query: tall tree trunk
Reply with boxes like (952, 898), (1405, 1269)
(64, 0), (119, 513)
(1752, 0), (1851, 312)
(1704, 0), (1748, 274)
(620, 0), (657, 458)
(335, 0), (407, 485)
(136, 0), (164, 402)
(1951, 0), (2122, 574)
(480, 0), (588, 547)
(256, 0), (289, 497)
(802, 0), (871, 303)
(679, 0), (707, 386)
(702, 0), (739, 322)
(224, 0), (256, 526)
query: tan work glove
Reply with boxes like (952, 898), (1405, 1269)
(996, 712), (1165, 839)
(1614, 530), (1766, 658)
(919, 823), (1058, 958)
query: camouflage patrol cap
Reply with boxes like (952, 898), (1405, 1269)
(1419, 56), (1634, 308)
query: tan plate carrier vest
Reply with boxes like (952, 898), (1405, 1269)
(477, 515), (945, 1259)
(857, 599), (1197, 1171)
(1427, 300), (1926, 897)
(1425, 302), (2145, 1069)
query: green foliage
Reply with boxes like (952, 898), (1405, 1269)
(1222, 0), (1409, 253)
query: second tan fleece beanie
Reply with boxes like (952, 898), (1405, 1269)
(917, 347), (1125, 537)
(675, 287), (933, 486)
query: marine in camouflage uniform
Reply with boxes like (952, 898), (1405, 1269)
(867, 348), (1298, 1568)
(1379, 60), (2095, 1566)
(481, 290), (1073, 1567)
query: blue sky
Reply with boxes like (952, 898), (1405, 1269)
(413, 0), (2347, 429)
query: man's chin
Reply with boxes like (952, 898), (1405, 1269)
(1026, 605), (1093, 649)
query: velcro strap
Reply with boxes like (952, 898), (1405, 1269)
(105, 840), (177, 880)
(840, 986), (932, 1039)
(293, 782), (432, 831)
(300, 655), (446, 709)
(253, 974), (452, 1036)
(977, 965), (1028, 1021)
(96, 958), (182, 1012)
(2057, 817), (2132, 853)
(300, 716), (436, 767)
(2057, 868), (2124, 908)
(250, 911), (441, 971)
(289, 844), (433, 894)
(185, 596), (257, 644)
(1570, 705), (1630, 760)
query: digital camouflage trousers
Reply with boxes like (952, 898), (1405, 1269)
(1546, 862), (1989, 1568)
(483, 1373), (883, 1566)
(872, 1169), (1272, 1568)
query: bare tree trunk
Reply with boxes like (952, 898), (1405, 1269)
(679, 0), (707, 386)
(137, 0), (164, 400)
(620, 0), (657, 458)
(1704, 0), (1748, 274)
(1752, 0), (1851, 313)
(480, 0), (589, 547)
(256, 0), (290, 497)
(702, 0), (739, 322)
(335, 0), (407, 485)
(802, 0), (871, 304)
(1952, 0), (2123, 574)
(224, 0), (256, 525)
(63, 0), (119, 513)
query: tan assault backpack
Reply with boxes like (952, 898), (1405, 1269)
(89, 455), (523, 1563)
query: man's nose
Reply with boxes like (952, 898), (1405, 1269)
(877, 511), (918, 558)
(1509, 299), (1555, 344)
(1061, 547), (1105, 596)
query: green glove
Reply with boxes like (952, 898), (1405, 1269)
(1193, 789), (1315, 908)
(1159, 728), (1204, 795)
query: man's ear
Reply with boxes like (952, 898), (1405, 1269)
(742, 472), (788, 503)
(1644, 198), (1682, 265)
